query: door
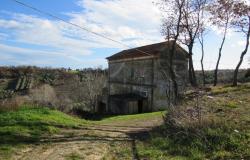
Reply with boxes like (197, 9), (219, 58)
(138, 100), (143, 113)
(98, 102), (106, 114)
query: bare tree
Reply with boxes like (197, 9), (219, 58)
(198, 3), (209, 86)
(160, 0), (209, 91)
(177, 0), (209, 87)
(80, 70), (106, 112)
(159, 0), (186, 98)
(209, 0), (234, 86)
(232, 0), (250, 86)
(198, 28), (207, 86)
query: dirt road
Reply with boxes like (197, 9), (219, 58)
(12, 116), (163, 160)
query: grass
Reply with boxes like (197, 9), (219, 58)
(224, 100), (238, 108)
(0, 105), (92, 138)
(65, 152), (83, 160)
(95, 111), (165, 124)
(1, 83), (250, 159)
(104, 83), (250, 160)
(135, 124), (249, 160)
(0, 106), (90, 159)
(133, 83), (250, 160)
(210, 83), (250, 95)
(0, 105), (164, 159)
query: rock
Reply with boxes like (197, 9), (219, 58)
(207, 96), (214, 99)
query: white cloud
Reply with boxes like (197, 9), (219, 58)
(0, 14), (96, 56)
(0, 19), (20, 29)
(68, 0), (163, 46)
(0, 43), (84, 62)
(0, 0), (164, 68)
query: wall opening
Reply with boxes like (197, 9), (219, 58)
(98, 102), (106, 114)
(138, 100), (143, 113)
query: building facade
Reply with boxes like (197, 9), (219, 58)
(105, 41), (189, 114)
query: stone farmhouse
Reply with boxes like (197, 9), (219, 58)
(104, 41), (189, 114)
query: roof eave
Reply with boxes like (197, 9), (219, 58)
(108, 55), (158, 63)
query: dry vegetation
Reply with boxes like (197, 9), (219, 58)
(0, 66), (250, 159)
(105, 83), (250, 160)
(0, 66), (107, 113)
(195, 69), (250, 85)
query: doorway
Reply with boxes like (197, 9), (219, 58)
(98, 102), (106, 114)
(138, 100), (143, 113)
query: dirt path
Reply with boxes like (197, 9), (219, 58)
(12, 116), (163, 160)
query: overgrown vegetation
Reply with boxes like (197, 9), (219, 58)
(134, 84), (250, 160)
(0, 66), (107, 113)
(105, 83), (250, 160)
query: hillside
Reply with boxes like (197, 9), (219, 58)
(109, 83), (250, 160)
(0, 83), (249, 160)
(0, 66), (249, 115)
(0, 66), (107, 113)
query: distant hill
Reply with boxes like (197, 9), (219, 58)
(0, 66), (107, 113)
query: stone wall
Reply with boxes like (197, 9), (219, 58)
(152, 56), (188, 111)
(108, 48), (188, 114)
(109, 59), (154, 87)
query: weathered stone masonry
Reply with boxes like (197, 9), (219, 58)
(106, 41), (189, 114)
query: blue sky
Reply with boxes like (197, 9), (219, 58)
(0, 0), (249, 70)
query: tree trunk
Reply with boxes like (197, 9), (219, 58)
(188, 54), (194, 86)
(199, 36), (206, 86)
(233, 21), (250, 86)
(214, 21), (228, 86)
(214, 51), (222, 86)
(214, 34), (227, 86)
(191, 57), (197, 86)
(170, 64), (178, 99)
(166, 3), (184, 99)
(169, 41), (179, 99)
(188, 46), (197, 87)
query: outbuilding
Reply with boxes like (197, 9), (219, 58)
(106, 41), (189, 114)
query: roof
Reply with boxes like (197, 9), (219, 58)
(106, 41), (188, 61)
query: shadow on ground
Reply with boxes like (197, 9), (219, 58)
(1, 122), (158, 160)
